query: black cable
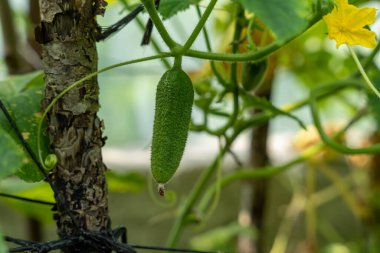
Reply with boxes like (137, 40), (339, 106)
(141, 0), (161, 46)
(5, 234), (222, 253)
(98, 0), (161, 45)
(141, 18), (154, 45)
(6, 236), (79, 253)
(96, 4), (145, 41)
(0, 193), (55, 205)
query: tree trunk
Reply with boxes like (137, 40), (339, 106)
(238, 57), (275, 253)
(238, 101), (271, 253)
(37, 1), (109, 251)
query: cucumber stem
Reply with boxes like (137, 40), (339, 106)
(173, 56), (182, 69)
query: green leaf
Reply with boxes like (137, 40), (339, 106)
(0, 229), (7, 253)
(0, 72), (43, 94)
(0, 127), (25, 179)
(159, 0), (201, 20)
(0, 71), (49, 182)
(22, 72), (45, 90)
(237, 0), (313, 42)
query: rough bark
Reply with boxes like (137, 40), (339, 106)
(37, 1), (108, 251)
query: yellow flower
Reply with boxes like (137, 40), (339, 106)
(323, 0), (377, 48)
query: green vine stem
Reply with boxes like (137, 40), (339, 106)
(204, 4), (243, 136)
(37, 53), (172, 167)
(221, 79), (358, 140)
(182, 0), (218, 52)
(119, 1), (171, 69)
(348, 45), (380, 99)
(140, 0), (176, 49)
(183, 13), (323, 62)
(232, 80), (355, 139)
(138, 1), (324, 64)
(246, 14), (257, 51)
(165, 78), (362, 247)
(198, 106), (366, 215)
(195, 5), (229, 87)
(166, 145), (229, 247)
(185, 39), (281, 61)
(310, 82), (380, 154)
(173, 55), (182, 68)
(198, 143), (324, 216)
(132, 6), (322, 63)
(195, 141), (223, 230)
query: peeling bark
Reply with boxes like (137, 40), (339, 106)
(37, 1), (109, 251)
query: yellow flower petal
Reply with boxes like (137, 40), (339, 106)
(335, 0), (347, 8)
(323, 0), (377, 48)
(333, 27), (376, 48)
(342, 5), (376, 29)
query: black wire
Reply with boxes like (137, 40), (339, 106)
(96, 4), (145, 41)
(141, 19), (154, 45)
(0, 193), (55, 206)
(5, 234), (221, 253)
(141, 0), (161, 46)
(6, 236), (79, 253)
(4, 236), (33, 246)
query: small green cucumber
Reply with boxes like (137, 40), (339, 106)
(241, 59), (268, 92)
(151, 67), (194, 192)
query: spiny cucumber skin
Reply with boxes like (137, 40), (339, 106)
(151, 68), (194, 184)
